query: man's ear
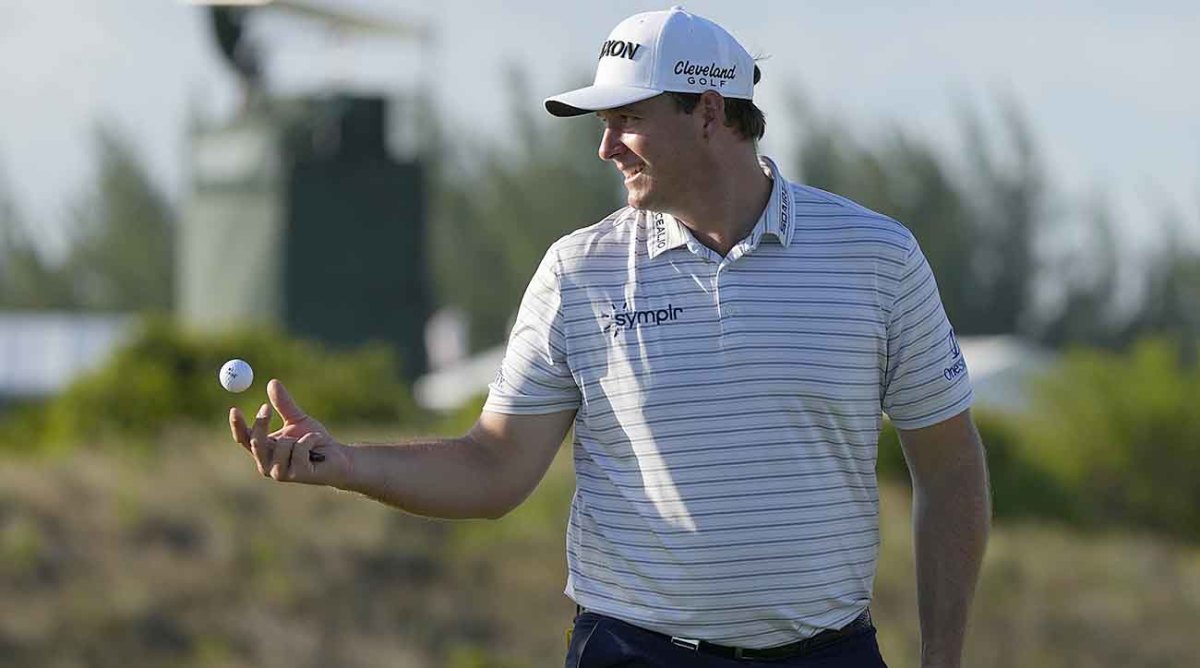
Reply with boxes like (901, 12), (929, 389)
(698, 91), (726, 140)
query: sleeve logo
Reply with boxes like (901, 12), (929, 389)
(943, 330), (967, 381)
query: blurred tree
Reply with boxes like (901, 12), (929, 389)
(956, 99), (1047, 334)
(0, 168), (74, 308)
(788, 91), (1047, 336)
(1124, 208), (1200, 357)
(428, 68), (619, 350)
(787, 100), (974, 328)
(785, 89), (1200, 350)
(425, 80), (1198, 352)
(1032, 192), (1124, 347)
(63, 123), (176, 311)
(1038, 199), (1200, 350)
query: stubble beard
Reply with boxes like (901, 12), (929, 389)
(625, 173), (662, 212)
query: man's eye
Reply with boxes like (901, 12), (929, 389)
(598, 114), (635, 129)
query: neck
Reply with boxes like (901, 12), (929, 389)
(670, 148), (772, 257)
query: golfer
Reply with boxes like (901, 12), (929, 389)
(231, 7), (990, 667)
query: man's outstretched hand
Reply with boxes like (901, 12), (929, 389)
(229, 379), (353, 488)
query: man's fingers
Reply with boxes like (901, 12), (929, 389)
(269, 436), (296, 481)
(251, 402), (272, 437)
(229, 407), (252, 453)
(294, 433), (316, 471)
(297, 432), (326, 463)
(239, 397), (327, 481)
(269, 424), (308, 440)
(250, 440), (271, 477)
(249, 403), (273, 476)
(268, 379), (307, 423)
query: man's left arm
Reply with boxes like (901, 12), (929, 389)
(896, 408), (991, 668)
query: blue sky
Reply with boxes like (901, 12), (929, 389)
(1, 0), (1196, 255)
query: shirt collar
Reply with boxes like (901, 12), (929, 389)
(643, 155), (795, 260)
(646, 211), (690, 260)
(751, 155), (795, 249)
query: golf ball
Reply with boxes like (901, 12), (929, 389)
(219, 359), (254, 393)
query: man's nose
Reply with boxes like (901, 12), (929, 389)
(598, 127), (625, 162)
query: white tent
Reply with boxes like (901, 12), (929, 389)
(957, 335), (1057, 413)
(0, 313), (134, 400)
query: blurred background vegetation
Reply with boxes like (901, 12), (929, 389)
(2, 12), (1199, 668)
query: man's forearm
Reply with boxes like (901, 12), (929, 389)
(339, 435), (515, 520)
(911, 445), (991, 668)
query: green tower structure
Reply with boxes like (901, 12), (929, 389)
(179, 94), (430, 378)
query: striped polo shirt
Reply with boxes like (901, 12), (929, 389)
(484, 156), (973, 648)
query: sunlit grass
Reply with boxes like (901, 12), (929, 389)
(0, 426), (1197, 666)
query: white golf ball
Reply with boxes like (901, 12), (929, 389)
(219, 359), (254, 393)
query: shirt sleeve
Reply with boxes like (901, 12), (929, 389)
(880, 234), (973, 429)
(483, 242), (581, 415)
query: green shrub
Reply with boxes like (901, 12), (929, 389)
(876, 418), (906, 480)
(1018, 338), (1200, 539)
(974, 411), (1078, 523)
(0, 317), (420, 452)
(878, 409), (1074, 523)
(436, 392), (489, 435)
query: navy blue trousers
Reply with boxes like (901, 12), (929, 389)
(565, 612), (889, 667)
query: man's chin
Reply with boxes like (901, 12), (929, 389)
(625, 189), (653, 211)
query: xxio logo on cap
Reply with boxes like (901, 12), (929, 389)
(599, 40), (642, 60)
(602, 302), (684, 338)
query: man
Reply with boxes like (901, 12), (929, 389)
(230, 7), (990, 667)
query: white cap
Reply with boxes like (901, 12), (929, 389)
(545, 6), (758, 117)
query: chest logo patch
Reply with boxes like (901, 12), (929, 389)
(601, 302), (684, 338)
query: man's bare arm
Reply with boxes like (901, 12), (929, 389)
(897, 409), (991, 668)
(232, 380), (576, 520)
(345, 409), (576, 519)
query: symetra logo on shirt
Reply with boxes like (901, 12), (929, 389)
(943, 329), (967, 380)
(602, 302), (684, 338)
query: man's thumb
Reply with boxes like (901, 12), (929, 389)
(267, 378), (307, 422)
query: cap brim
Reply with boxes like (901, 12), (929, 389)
(544, 84), (663, 117)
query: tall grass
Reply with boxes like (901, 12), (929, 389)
(1, 426), (1198, 666)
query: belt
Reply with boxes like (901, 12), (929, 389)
(577, 607), (874, 662)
